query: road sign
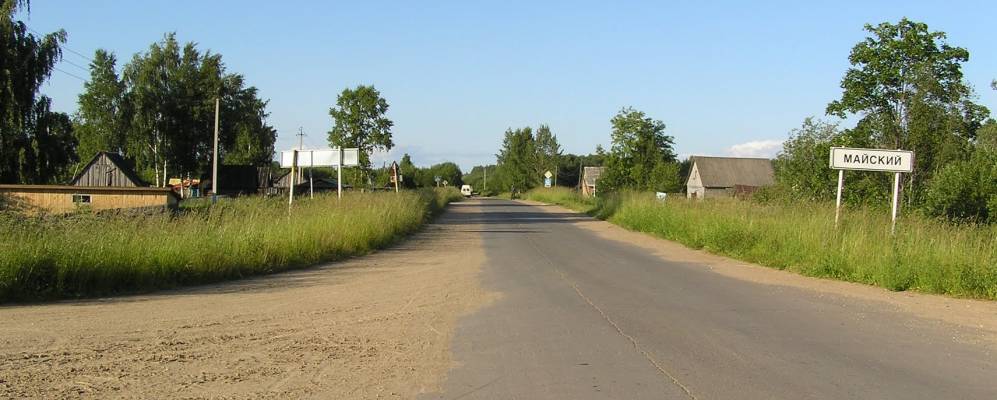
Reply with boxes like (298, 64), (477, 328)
(282, 147), (360, 204)
(544, 170), (553, 179)
(828, 147), (915, 234)
(280, 147), (359, 168)
(829, 147), (913, 173)
(544, 177), (552, 188)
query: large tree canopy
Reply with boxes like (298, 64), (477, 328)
(1, 0), (77, 183)
(496, 127), (536, 194)
(327, 85), (394, 186)
(600, 107), (679, 192)
(73, 34), (276, 186)
(825, 18), (989, 204)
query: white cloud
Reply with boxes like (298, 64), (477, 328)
(725, 140), (783, 158)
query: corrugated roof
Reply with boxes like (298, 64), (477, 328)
(583, 167), (604, 186)
(690, 156), (774, 188)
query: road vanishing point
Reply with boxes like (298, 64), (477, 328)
(2, 198), (996, 399)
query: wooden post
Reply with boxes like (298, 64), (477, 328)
(289, 149), (297, 207)
(211, 97), (220, 203)
(834, 169), (844, 229)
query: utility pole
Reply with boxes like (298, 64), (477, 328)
(296, 128), (305, 183)
(483, 167), (487, 192)
(211, 97), (220, 204)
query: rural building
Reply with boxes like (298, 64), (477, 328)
(199, 165), (274, 196)
(272, 171), (343, 194)
(686, 156), (774, 199)
(70, 151), (145, 187)
(0, 185), (178, 214)
(0, 151), (179, 214)
(580, 166), (604, 197)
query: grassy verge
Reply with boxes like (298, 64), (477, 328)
(0, 188), (463, 301)
(526, 187), (997, 300)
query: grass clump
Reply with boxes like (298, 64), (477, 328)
(0, 188), (463, 301)
(525, 188), (997, 300)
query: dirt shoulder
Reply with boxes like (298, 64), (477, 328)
(522, 200), (997, 346)
(0, 202), (492, 399)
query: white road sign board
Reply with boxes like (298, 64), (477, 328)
(280, 148), (359, 168)
(829, 147), (913, 173)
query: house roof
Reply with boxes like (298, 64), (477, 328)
(690, 156), (774, 188)
(70, 151), (146, 187)
(583, 167), (604, 186)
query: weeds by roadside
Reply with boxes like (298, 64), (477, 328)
(525, 187), (997, 300)
(0, 188), (463, 301)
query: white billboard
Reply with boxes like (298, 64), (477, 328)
(280, 148), (359, 168)
(829, 147), (913, 173)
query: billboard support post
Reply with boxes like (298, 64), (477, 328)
(288, 149), (297, 208)
(338, 147), (343, 200)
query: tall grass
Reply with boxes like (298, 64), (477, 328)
(526, 188), (997, 300)
(0, 188), (463, 301)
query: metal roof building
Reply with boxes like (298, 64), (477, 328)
(686, 156), (774, 199)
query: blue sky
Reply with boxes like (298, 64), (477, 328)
(19, 1), (997, 170)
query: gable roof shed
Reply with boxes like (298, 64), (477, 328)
(689, 156), (774, 188)
(70, 152), (145, 187)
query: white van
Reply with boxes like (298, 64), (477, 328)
(461, 185), (473, 197)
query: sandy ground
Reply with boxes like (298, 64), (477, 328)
(524, 200), (997, 348)
(0, 203), (492, 399)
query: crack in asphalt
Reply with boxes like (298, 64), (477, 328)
(525, 230), (700, 400)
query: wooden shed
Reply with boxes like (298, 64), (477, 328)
(580, 167), (604, 197)
(0, 185), (178, 214)
(70, 152), (145, 187)
(199, 165), (272, 196)
(686, 156), (774, 199)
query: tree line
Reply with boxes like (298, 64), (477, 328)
(1, 1), (276, 186)
(483, 107), (682, 196)
(486, 17), (997, 225)
(773, 18), (997, 222)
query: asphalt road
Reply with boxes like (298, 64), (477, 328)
(421, 199), (997, 399)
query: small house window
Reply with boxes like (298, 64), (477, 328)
(72, 194), (92, 204)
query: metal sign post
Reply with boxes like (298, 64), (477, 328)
(829, 147), (914, 233)
(337, 147), (343, 200)
(834, 169), (844, 228)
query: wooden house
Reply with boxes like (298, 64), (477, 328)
(0, 185), (178, 214)
(685, 156), (774, 199)
(0, 152), (178, 214)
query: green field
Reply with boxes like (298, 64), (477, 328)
(0, 188), (462, 301)
(526, 187), (997, 300)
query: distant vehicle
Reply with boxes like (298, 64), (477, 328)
(461, 185), (473, 197)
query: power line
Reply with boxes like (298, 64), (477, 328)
(25, 25), (94, 64)
(60, 57), (90, 73)
(52, 66), (86, 82)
